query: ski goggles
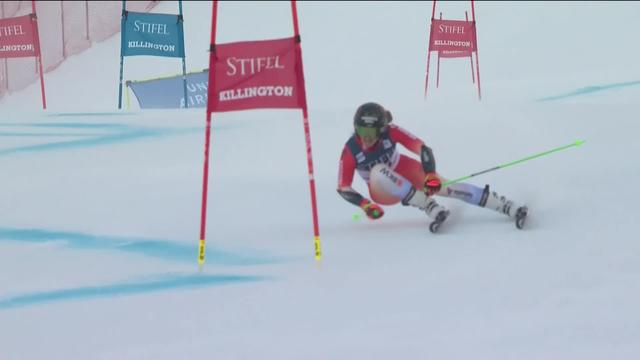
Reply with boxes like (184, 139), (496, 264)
(355, 126), (380, 139)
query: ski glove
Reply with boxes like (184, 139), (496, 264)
(424, 172), (442, 196)
(360, 199), (384, 220)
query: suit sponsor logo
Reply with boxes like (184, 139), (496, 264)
(380, 166), (404, 187)
(447, 188), (473, 199)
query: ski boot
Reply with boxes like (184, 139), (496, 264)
(515, 206), (528, 230)
(480, 185), (527, 230)
(429, 209), (450, 233)
(401, 187), (449, 233)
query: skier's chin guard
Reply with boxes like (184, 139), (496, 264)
(368, 164), (414, 205)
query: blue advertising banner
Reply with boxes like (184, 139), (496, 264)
(118, 1), (188, 110)
(121, 11), (184, 58)
(127, 70), (209, 109)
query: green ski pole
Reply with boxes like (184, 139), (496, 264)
(353, 140), (585, 221)
(443, 140), (586, 187)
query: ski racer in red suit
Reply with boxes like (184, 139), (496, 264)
(337, 102), (528, 232)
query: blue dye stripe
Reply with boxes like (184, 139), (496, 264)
(45, 112), (140, 117)
(537, 80), (640, 101)
(0, 273), (267, 310)
(0, 132), (101, 137)
(0, 122), (131, 128)
(0, 129), (163, 157)
(0, 121), (173, 157)
(0, 227), (285, 266)
(0, 122), (203, 157)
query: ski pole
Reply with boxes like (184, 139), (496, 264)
(352, 140), (585, 221)
(443, 140), (585, 187)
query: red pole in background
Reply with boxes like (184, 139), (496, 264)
(60, 1), (66, 58)
(436, 11), (441, 88)
(291, 0), (322, 261)
(85, 0), (89, 40)
(436, 52), (440, 88)
(465, 11), (475, 84)
(1, 2), (8, 91)
(198, 0), (218, 267)
(424, 0), (437, 99)
(32, 0), (46, 109)
(471, 0), (481, 100)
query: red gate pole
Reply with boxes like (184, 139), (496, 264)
(291, 0), (322, 261)
(436, 11), (442, 88)
(60, 1), (66, 58)
(1, 2), (8, 91)
(471, 0), (481, 100)
(198, 0), (219, 267)
(32, 0), (46, 109)
(424, 0), (437, 99)
(466, 11), (475, 84)
(436, 51), (440, 88)
(85, 0), (89, 40)
(470, 52), (475, 84)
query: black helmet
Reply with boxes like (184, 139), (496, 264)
(353, 102), (392, 137)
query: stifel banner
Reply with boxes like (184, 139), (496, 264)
(425, 0), (481, 100)
(429, 19), (477, 52)
(199, 1), (321, 267)
(0, 14), (38, 58)
(118, 0), (187, 109)
(0, 8), (46, 109)
(208, 37), (305, 112)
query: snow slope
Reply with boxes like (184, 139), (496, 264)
(1, 2), (640, 359)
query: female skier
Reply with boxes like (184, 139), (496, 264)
(337, 102), (528, 232)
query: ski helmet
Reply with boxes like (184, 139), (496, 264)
(353, 102), (391, 138)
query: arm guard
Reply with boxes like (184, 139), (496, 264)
(420, 145), (436, 173)
(337, 188), (366, 207)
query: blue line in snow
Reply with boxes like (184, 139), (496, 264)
(0, 128), (163, 157)
(45, 112), (140, 117)
(0, 227), (286, 266)
(0, 122), (190, 157)
(0, 132), (100, 137)
(537, 80), (640, 101)
(0, 122), (131, 129)
(0, 122), (206, 157)
(0, 273), (267, 310)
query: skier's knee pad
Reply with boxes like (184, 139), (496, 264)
(369, 164), (414, 205)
